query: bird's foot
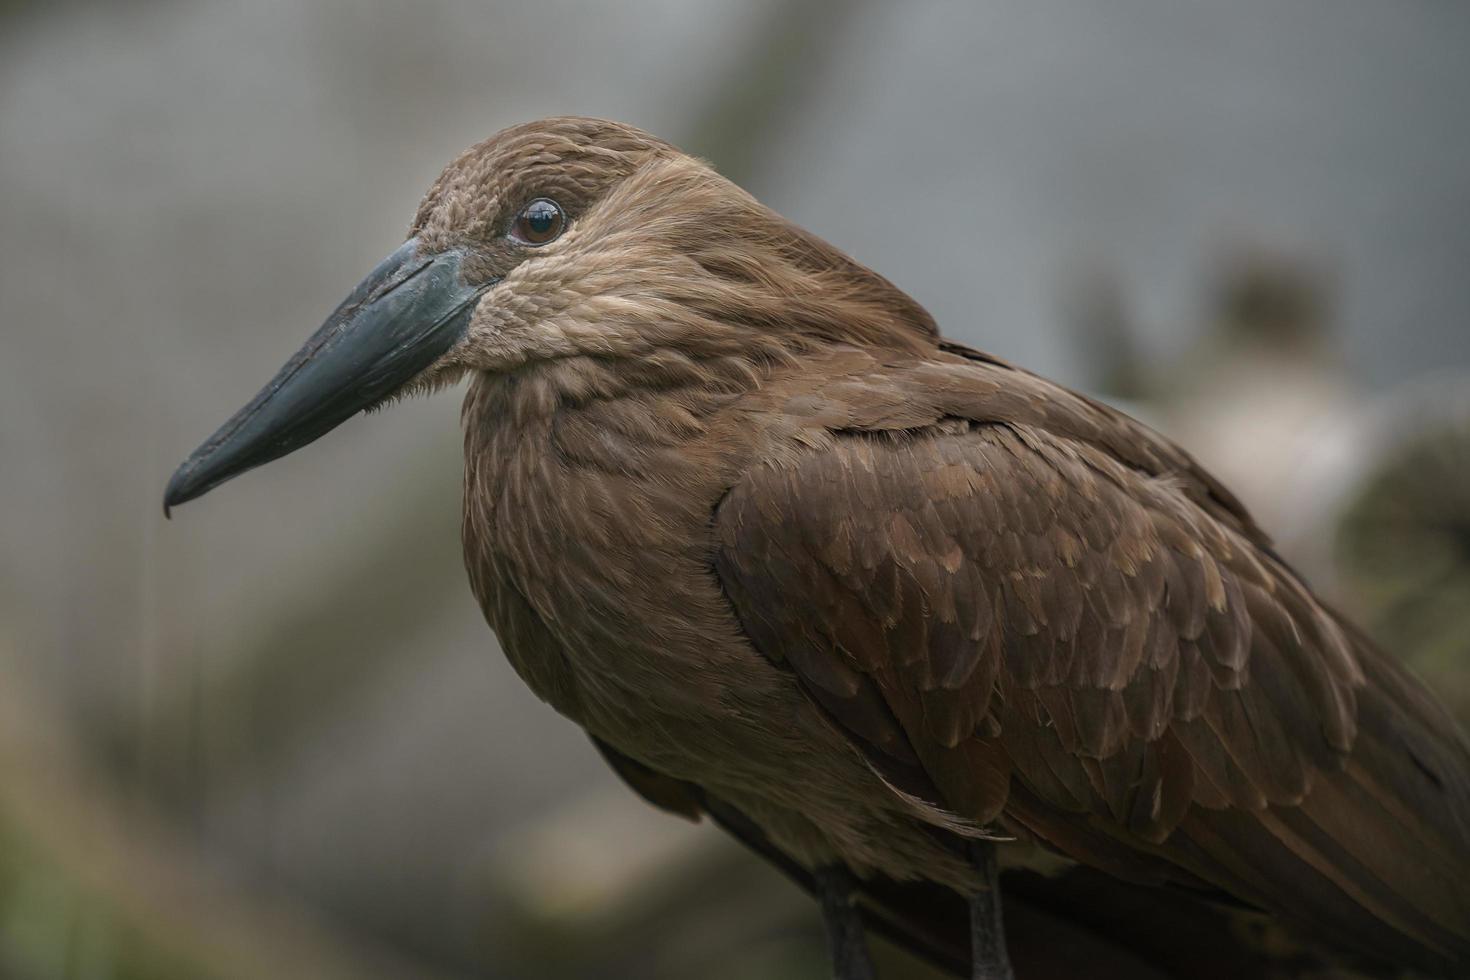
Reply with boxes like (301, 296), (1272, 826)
(815, 864), (877, 980)
(969, 840), (1014, 980)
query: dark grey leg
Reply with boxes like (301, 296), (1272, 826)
(968, 841), (1013, 980)
(815, 865), (877, 980)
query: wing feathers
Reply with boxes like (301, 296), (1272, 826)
(714, 377), (1470, 970)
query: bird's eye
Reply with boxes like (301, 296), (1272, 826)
(511, 198), (565, 246)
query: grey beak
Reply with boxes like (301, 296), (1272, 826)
(163, 238), (486, 514)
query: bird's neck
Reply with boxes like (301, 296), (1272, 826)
(456, 350), (783, 721)
(462, 342), (768, 433)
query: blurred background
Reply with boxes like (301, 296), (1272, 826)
(2, 1), (1469, 977)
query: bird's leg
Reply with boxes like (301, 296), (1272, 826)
(814, 865), (877, 980)
(968, 840), (1014, 980)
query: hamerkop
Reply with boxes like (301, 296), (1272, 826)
(164, 118), (1470, 979)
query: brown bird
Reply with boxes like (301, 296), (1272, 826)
(164, 118), (1470, 979)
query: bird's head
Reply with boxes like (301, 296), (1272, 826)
(163, 116), (934, 511)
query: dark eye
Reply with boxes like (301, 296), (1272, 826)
(511, 198), (565, 246)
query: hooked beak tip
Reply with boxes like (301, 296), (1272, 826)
(162, 462), (200, 518)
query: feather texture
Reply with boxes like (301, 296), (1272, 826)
(713, 344), (1470, 973)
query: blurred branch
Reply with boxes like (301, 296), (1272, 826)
(681, 0), (870, 189)
(0, 650), (466, 980)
